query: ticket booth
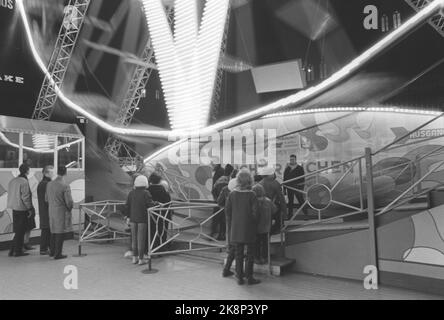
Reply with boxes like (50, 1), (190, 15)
(0, 115), (85, 245)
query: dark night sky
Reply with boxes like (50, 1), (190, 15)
(0, 0), (443, 126)
(0, 3), (43, 119)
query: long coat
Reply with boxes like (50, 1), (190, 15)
(37, 176), (51, 229)
(259, 177), (287, 217)
(225, 189), (257, 244)
(256, 197), (276, 234)
(46, 177), (74, 234)
(125, 188), (155, 224)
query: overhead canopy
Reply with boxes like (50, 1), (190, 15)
(0, 115), (83, 138)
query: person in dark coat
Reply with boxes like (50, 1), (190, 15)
(37, 165), (54, 255)
(218, 169), (239, 278)
(283, 154), (307, 217)
(258, 167), (287, 234)
(46, 166), (73, 260)
(225, 169), (260, 285)
(211, 164), (234, 240)
(212, 164), (225, 187)
(7, 163), (35, 257)
(125, 175), (155, 265)
(148, 173), (171, 251)
(252, 184), (276, 264)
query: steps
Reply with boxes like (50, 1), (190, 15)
(223, 256), (295, 276)
(393, 201), (430, 211)
(283, 221), (369, 234)
(180, 249), (294, 276)
(172, 235), (294, 276)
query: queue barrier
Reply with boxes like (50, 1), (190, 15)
(75, 200), (130, 257)
(74, 199), (229, 273)
(143, 200), (227, 273)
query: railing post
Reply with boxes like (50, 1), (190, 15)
(73, 205), (86, 257)
(365, 147), (379, 285)
(143, 208), (158, 274)
(268, 232), (272, 276)
(415, 154), (422, 192)
(279, 211), (285, 258)
(358, 158), (364, 210)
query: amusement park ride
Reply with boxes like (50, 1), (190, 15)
(4, 0), (444, 293)
(30, 0), (253, 172)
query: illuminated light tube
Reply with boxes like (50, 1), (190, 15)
(141, 0), (230, 131)
(0, 131), (83, 154)
(32, 134), (56, 150)
(263, 106), (443, 119)
(16, 0), (172, 140)
(17, 0), (444, 141)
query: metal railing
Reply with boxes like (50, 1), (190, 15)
(143, 200), (227, 273)
(281, 114), (444, 232)
(277, 113), (444, 281)
(75, 200), (130, 257)
(375, 145), (444, 216)
(282, 156), (367, 231)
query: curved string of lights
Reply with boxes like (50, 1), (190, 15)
(143, 106), (444, 164)
(16, 0), (444, 141)
(0, 131), (83, 154)
(264, 106), (443, 119)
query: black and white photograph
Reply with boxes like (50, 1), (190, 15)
(1, 0), (444, 306)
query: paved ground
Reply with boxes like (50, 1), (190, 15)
(0, 240), (442, 300)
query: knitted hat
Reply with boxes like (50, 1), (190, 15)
(134, 175), (148, 188)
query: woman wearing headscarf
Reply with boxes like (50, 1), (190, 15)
(211, 164), (234, 240)
(258, 167), (287, 234)
(224, 169), (260, 285)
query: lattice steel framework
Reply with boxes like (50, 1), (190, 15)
(32, 0), (91, 120)
(104, 6), (175, 161)
(210, 6), (232, 122)
(405, 0), (444, 36)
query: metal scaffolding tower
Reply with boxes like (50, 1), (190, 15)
(210, 6), (232, 122)
(32, 0), (91, 120)
(105, 4), (234, 165)
(103, 38), (157, 160)
(104, 7), (175, 164)
(405, 0), (444, 37)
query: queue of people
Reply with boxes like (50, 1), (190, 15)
(213, 155), (306, 286)
(212, 166), (281, 285)
(6, 156), (306, 285)
(7, 164), (74, 260)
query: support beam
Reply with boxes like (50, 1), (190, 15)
(33, 0), (91, 120)
(210, 6), (232, 121)
(405, 0), (444, 37)
(104, 6), (175, 163)
(365, 147), (379, 286)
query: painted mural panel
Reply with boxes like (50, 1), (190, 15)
(144, 110), (444, 209)
(378, 204), (444, 266)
